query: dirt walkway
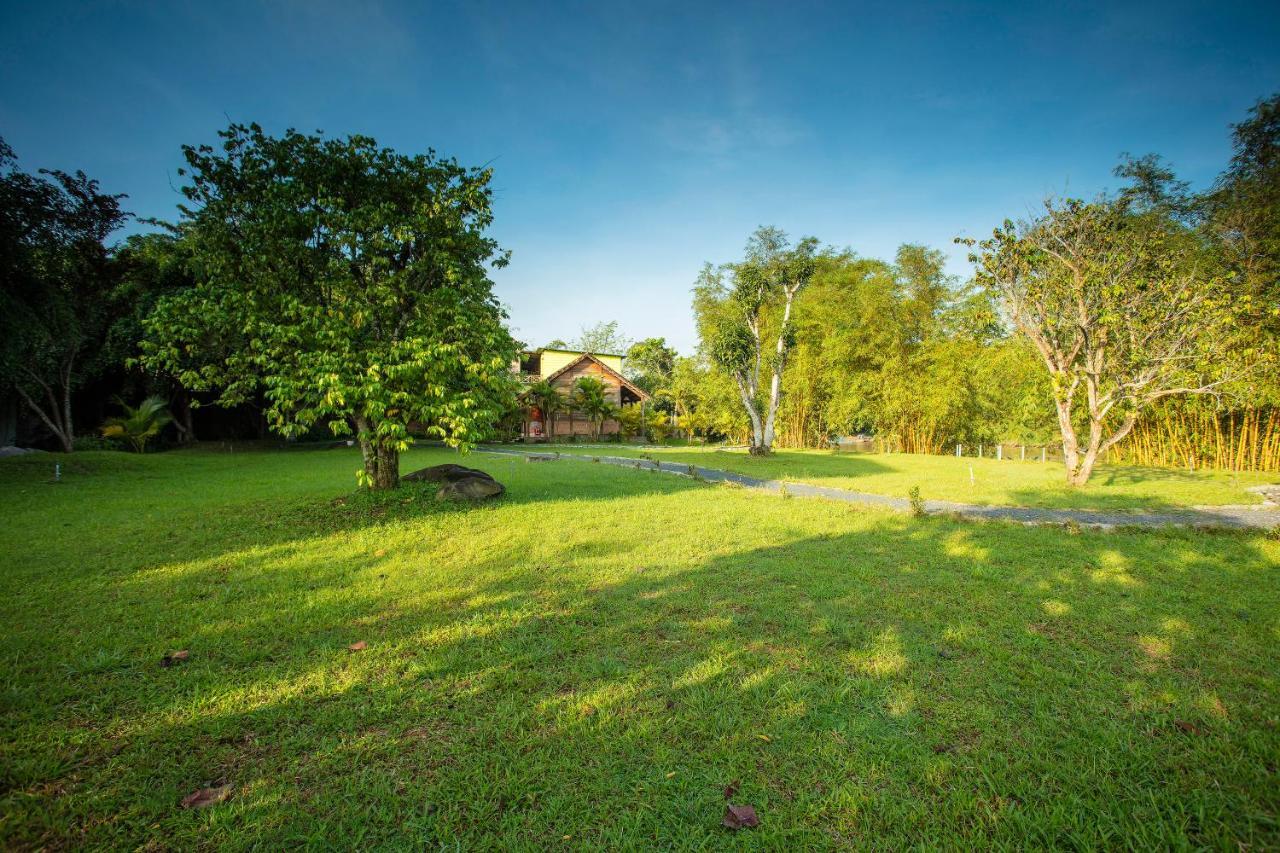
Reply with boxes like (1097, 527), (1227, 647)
(480, 448), (1280, 531)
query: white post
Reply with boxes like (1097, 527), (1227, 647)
(978, 444), (983, 458)
(996, 445), (1002, 461)
(1020, 445), (1025, 461)
(1041, 446), (1046, 463)
(956, 444), (962, 457)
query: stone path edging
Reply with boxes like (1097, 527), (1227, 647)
(479, 447), (1280, 531)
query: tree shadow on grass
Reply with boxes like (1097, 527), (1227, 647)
(7, 483), (1277, 849)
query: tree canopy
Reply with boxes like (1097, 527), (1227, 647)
(695, 227), (819, 454)
(0, 139), (129, 451)
(139, 123), (516, 488)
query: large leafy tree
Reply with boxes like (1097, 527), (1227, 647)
(964, 198), (1239, 486)
(140, 123), (517, 489)
(695, 227), (818, 455)
(0, 139), (130, 452)
(1208, 92), (1280, 338)
(624, 336), (677, 411)
(111, 231), (202, 442)
(560, 320), (632, 355)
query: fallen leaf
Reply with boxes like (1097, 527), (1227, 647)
(348, 641), (367, 651)
(374, 549), (387, 557)
(161, 650), (190, 668)
(723, 779), (740, 800)
(665, 771), (677, 779)
(1174, 720), (1203, 735)
(756, 734), (771, 743)
(181, 784), (231, 809)
(722, 803), (760, 830)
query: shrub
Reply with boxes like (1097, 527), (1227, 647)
(908, 485), (926, 518)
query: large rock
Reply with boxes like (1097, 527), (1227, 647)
(402, 463), (495, 484)
(436, 475), (505, 501)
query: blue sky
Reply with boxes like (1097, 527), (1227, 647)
(2, 1), (1277, 352)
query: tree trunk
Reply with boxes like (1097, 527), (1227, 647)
(15, 380), (73, 452)
(173, 387), (196, 444)
(759, 285), (798, 455)
(374, 444), (399, 490)
(355, 416), (401, 490)
(733, 376), (766, 454)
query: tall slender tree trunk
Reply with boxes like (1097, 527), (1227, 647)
(760, 285), (798, 454)
(733, 377), (765, 454)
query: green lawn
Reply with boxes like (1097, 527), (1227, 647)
(2, 447), (1278, 848)
(549, 444), (1278, 511)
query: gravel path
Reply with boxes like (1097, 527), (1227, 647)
(480, 447), (1280, 531)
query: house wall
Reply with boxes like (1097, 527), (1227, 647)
(539, 349), (624, 378)
(549, 358), (622, 436)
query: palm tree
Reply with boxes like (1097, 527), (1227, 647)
(571, 376), (619, 441)
(101, 396), (173, 453)
(524, 380), (565, 441)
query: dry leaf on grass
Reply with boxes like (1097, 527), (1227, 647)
(181, 784), (231, 809)
(1174, 719), (1203, 735)
(722, 803), (759, 830)
(160, 650), (189, 667)
(348, 641), (368, 651)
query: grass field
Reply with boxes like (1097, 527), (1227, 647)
(2, 447), (1278, 848)
(549, 444), (1278, 510)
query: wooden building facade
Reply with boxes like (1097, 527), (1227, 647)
(515, 348), (650, 440)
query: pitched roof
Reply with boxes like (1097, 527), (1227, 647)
(530, 347), (627, 359)
(540, 352), (651, 401)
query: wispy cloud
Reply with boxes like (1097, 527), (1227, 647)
(656, 112), (805, 159)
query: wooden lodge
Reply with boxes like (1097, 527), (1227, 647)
(514, 348), (650, 441)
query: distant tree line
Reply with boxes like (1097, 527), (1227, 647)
(1, 124), (517, 489)
(621, 95), (1280, 482)
(1, 95), (1276, 488)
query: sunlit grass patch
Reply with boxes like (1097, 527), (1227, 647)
(0, 446), (1277, 848)
(551, 444), (1276, 509)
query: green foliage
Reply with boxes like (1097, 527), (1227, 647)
(695, 227), (820, 453)
(0, 139), (130, 451)
(100, 395), (173, 453)
(965, 196), (1242, 485)
(568, 320), (633, 355)
(139, 123), (517, 488)
(1210, 92), (1280, 337)
(570, 375), (618, 440)
(524, 379), (565, 437)
(617, 402), (668, 440)
(624, 337), (676, 401)
(908, 484), (926, 518)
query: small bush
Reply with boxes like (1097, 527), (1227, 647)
(908, 485), (926, 518)
(73, 435), (120, 452)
